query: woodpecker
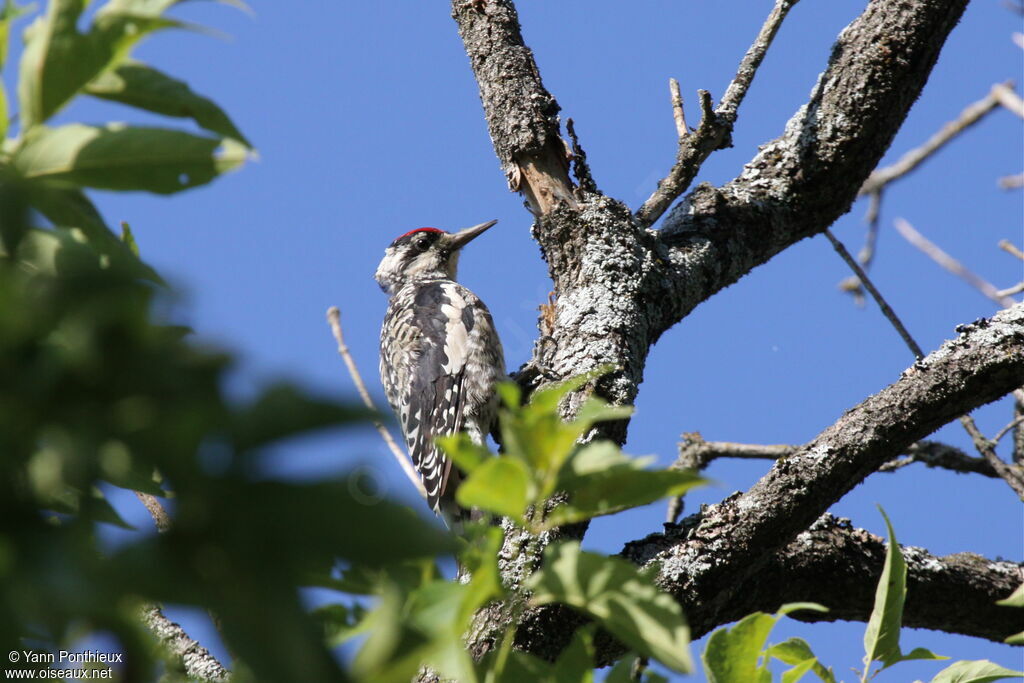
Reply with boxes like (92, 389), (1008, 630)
(375, 220), (505, 525)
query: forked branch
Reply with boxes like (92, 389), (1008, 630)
(635, 0), (799, 228)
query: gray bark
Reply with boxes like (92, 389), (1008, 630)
(450, 0), (1022, 666)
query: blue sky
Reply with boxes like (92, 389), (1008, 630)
(9, 0), (1023, 680)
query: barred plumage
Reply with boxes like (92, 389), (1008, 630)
(376, 221), (505, 523)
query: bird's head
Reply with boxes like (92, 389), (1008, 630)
(374, 220), (497, 295)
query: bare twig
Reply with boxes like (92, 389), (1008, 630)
(669, 78), (687, 138)
(140, 605), (230, 683)
(132, 497), (233, 680)
(824, 229), (924, 358)
(675, 434), (1000, 478)
(829, 227), (1022, 494)
(993, 82), (1024, 118)
(859, 82), (1010, 196)
(894, 218), (1017, 308)
(135, 491), (172, 533)
(839, 191), (883, 304)
(327, 306), (427, 499)
(996, 282), (1024, 298)
(717, 0), (800, 123)
(992, 414), (1024, 444)
(634, 0), (799, 228)
(999, 240), (1024, 260)
(959, 414), (1024, 497)
(998, 173), (1024, 189)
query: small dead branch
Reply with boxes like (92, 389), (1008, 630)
(634, 0), (799, 228)
(674, 433), (1001, 478)
(327, 306), (427, 500)
(999, 173), (1024, 189)
(829, 225), (1023, 496)
(135, 492), (172, 533)
(669, 78), (687, 138)
(993, 82), (1024, 118)
(860, 82), (1011, 196)
(838, 190), (883, 305)
(959, 414), (1024, 497)
(825, 229), (924, 358)
(894, 218), (1017, 308)
(999, 240), (1024, 260)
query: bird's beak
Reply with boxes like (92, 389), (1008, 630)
(444, 219), (498, 251)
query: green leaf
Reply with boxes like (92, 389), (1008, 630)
(85, 61), (252, 146)
(527, 541), (692, 673)
(456, 456), (532, 521)
(775, 603), (829, 617)
(17, 1), (182, 129)
(702, 612), (774, 683)
(0, 0), (18, 140)
(12, 124), (248, 193)
(998, 585), (1024, 642)
(313, 602), (370, 647)
(766, 637), (836, 683)
(437, 432), (491, 474)
(500, 383), (631, 503)
(0, 0), (25, 70)
(543, 441), (705, 529)
(605, 655), (639, 683)
(230, 383), (369, 452)
(495, 381), (521, 410)
(485, 651), (552, 683)
(98, 0), (250, 17)
(862, 507), (945, 675)
(15, 183), (164, 283)
(43, 485), (136, 529)
(457, 526), (504, 625)
(928, 660), (1024, 683)
(120, 221), (139, 256)
(996, 584), (1024, 608)
(19, 0), (98, 128)
(551, 626), (595, 683)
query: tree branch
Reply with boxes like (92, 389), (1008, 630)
(675, 433), (1004, 479)
(140, 605), (230, 683)
(859, 83), (1009, 196)
(894, 219), (1019, 309)
(627, 514), (1024, 644)
(634, 0), (798, 228)
(451, 0), (575, 215)
(654, 304), (1024, 630)
(482, 305), (1024, 660)
(510, 514), (1023, 665)
(657, 0), (970, 337)
(326, 306), (427, 500)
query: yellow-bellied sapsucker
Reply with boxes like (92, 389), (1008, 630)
(375, 220), (505, 525)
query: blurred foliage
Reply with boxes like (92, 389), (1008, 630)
(4, 2), (1016, 682)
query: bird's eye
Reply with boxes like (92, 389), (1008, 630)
(415, 236), (430, 251)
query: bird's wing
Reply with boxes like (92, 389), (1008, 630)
(401, 281), (476, 515)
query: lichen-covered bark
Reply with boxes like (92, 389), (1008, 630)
(509, 514), (1024, 665)
(451, 0), (574, 213)
(449, 0), (1018, 666)
(654, 514), (1023, 643)
(655, 0), (969, 333)
(643, 304), (1024, 634)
